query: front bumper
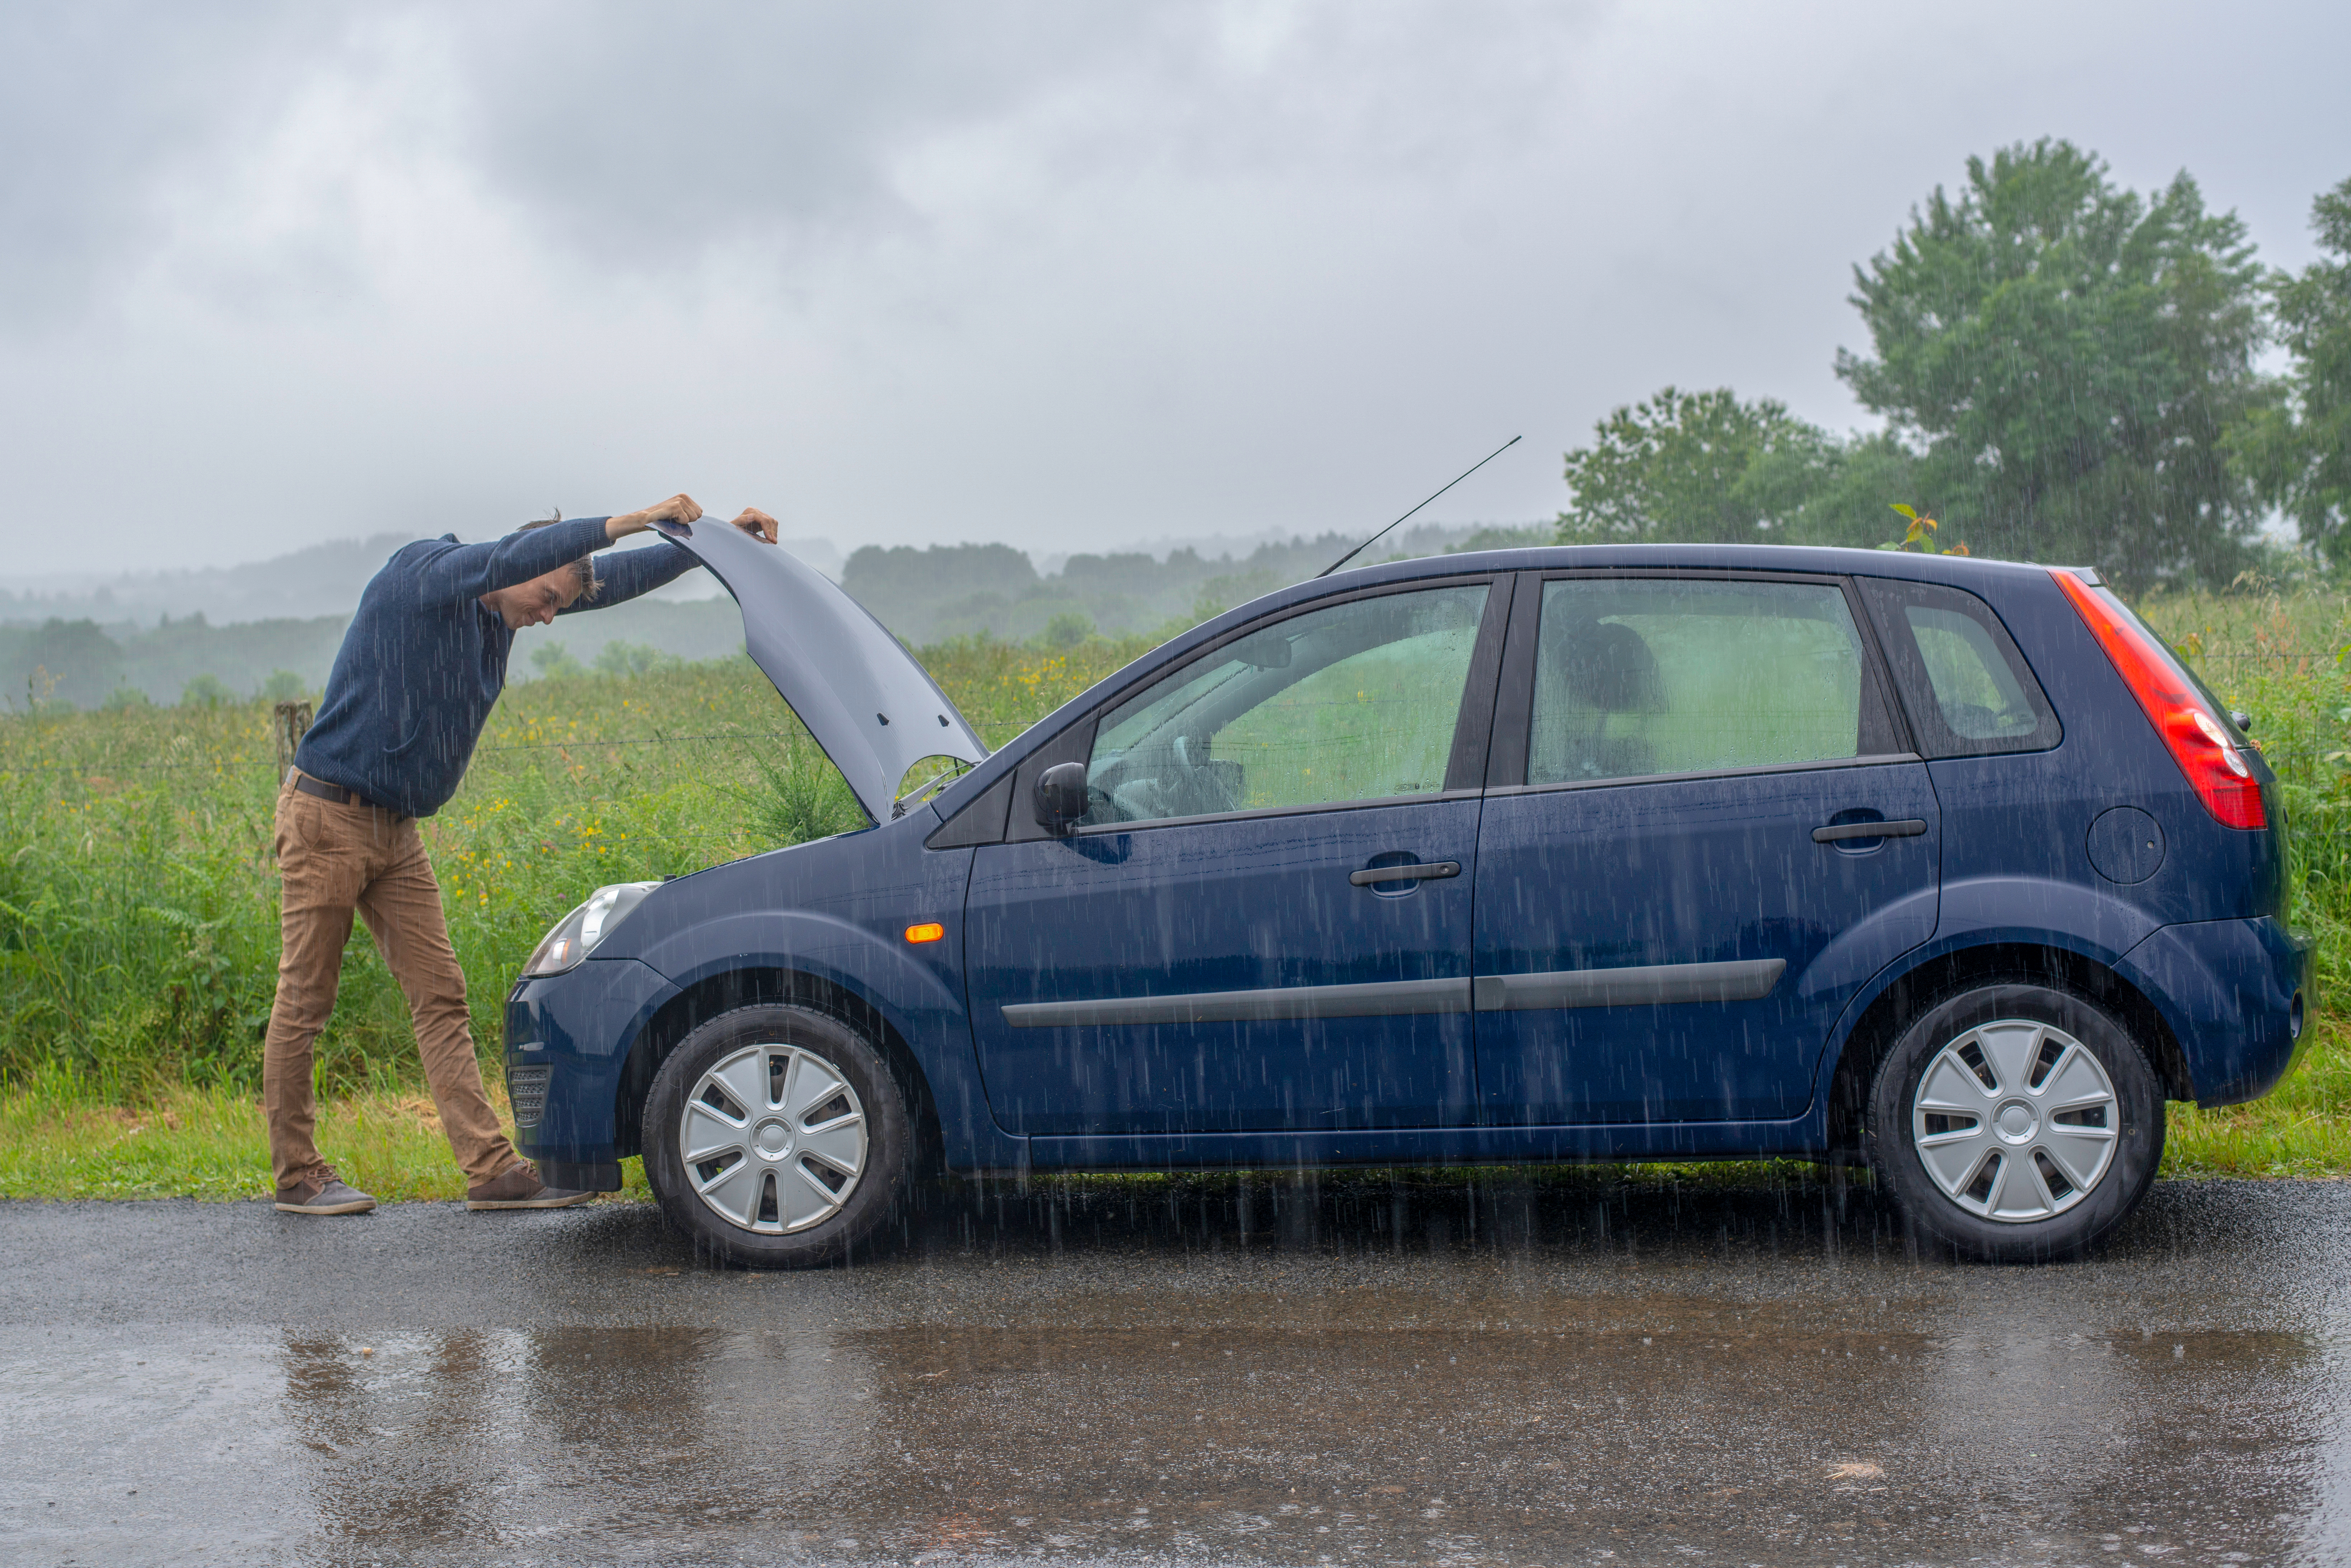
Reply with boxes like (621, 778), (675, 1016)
(2115, 915), (2314, 1107)
(503, 956), (681, 1187)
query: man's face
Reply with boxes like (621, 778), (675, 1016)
(481, 567), (584, 630)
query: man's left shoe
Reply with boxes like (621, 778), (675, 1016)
(465, 1162), (595, 1211)
(277, 1165), (377, 1215)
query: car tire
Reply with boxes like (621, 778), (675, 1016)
(1864, 981), (2163, 1263)
(642, 1003), (911, 1268)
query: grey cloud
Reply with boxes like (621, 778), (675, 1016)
(0, 1), (338, 329)
(1, 1), (1607, 321)
(400, 1), (1601, 266)
(435, 1), (1174, 254)
(5, 0), (2348, 579)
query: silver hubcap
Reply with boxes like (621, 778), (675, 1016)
(1912, 1019), (2119, 1223)
(680, 1043), (868, 1234)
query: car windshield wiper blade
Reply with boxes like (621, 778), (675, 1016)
(892, 762), (972, 818)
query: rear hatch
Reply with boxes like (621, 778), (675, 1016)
(650, 518), (988, 824)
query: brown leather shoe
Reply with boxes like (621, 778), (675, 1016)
(275, 1165), (376, 1215)
(465, 1162), (594, 1211)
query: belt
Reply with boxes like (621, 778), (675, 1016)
(294, 773), (394, 813)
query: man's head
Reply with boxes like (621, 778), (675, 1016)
(480, 516), (599, 630)
(481, 566), (586, 629)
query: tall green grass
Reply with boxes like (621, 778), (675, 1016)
(0, 639), (1145, 1098)
(0, 589), (2342, 1126)
(2139, 585), (2351, 994)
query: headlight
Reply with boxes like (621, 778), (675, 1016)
(522, 881), (660, 977)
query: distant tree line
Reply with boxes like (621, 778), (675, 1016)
(0, 614), (346, 713)
(838, 524), (1513, 646)
(1559, 142), (2351, 591)
(0, 594), (758, 713)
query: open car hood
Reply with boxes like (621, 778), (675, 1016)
(651, 518), (987, 823)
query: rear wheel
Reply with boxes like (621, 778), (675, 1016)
(1865, 982), (2163, 1263)
(643, 1003), (910, 1267)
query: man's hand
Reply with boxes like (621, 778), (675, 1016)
(730, 508), (779, 544)
(606, 494), (703, 541)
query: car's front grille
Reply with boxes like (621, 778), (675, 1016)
(508, 1063), (550, 1128)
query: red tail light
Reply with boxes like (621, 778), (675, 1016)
(2050, 568), (2264, 829)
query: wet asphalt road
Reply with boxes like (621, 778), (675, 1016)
(4, 1175), (2350, 1568)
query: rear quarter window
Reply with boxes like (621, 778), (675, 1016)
(1858, 578), (2060, 758)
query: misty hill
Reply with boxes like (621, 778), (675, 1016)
(1, 522), (1546, 710)
(843, 522), (1534, 645)
(0, 596), (757, 711)
(0, 534), (424, 630)
(0, 531), (844, 630)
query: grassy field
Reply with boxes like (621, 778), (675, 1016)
(1, 583), (2348, 1201)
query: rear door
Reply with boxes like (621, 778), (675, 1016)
(964, 576), (1508, 1136)
(1471, 571), (1940, 1124)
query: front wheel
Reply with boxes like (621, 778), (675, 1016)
(1865, 982), (2163, 1263)
(643, 1003), (910, 1267)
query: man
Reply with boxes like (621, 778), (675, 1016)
(267, 493), (779, 1216)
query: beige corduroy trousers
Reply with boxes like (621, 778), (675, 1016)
(262, 772), (517, 1192)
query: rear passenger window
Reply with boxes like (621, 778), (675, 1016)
(1525, 577), (1898, 786)
(1858, 578), (2059, 758)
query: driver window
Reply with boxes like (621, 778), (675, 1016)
(1082, 583), (1491, 826)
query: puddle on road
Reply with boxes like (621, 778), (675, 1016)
(3, 1314), (2341, 1564)
(5, 1178), (2351, 1564)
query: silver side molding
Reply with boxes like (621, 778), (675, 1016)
(1000, 958), (1787, 1028)
(1003, 977), (1470, 1028)
(1472, 958), (1786, 1011)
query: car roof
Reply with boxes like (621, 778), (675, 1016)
(925, 542), (2077, 817)
(1332, 541), (2071, 592)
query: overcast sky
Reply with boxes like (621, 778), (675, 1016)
(3, 0), (2344, 577)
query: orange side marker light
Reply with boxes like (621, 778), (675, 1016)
(904, 922), (945, 944)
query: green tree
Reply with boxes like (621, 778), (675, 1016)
(1836, 140), (2273, 590)
(842, 542), (1038, 642)
(1556, 386), (1910, 547)
(178, 673), (235, 709)
(593, 640), (671, 678)
(1040, 611), (1094, 649)
(3, 618), (126, 711)
(2232, 176), (2351, 564)
(529, 640), (585, 680)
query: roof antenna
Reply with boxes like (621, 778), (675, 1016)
(1316, 434), (1522, 578)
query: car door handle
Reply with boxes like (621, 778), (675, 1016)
(1812, 819), (1928, 843)
(1349, 861), (1462, 886)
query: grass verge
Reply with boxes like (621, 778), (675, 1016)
(2160, 1012), (2351, 1177)
(3, 1021), (2342, 1201)
(0, 1077), (654, 1202)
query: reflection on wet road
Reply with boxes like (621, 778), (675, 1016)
(5, 1176), (2350, 1564)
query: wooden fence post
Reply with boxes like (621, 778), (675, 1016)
(272, 700), (313, 783)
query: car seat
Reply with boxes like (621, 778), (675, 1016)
(1551, 618), (1664, 779)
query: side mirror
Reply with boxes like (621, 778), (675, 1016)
(1033, 762), (1090, 833)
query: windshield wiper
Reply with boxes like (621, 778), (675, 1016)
(891, 761), (972, 819)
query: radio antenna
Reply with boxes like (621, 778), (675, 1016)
(1315, 434), (1522, 578)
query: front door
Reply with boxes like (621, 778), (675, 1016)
(1473, 573), (1941, 1124)
(965, 579), (1505, 1136)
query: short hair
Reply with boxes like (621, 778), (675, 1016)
(519, 510), (600, 602)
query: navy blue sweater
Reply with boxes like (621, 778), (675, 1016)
(294, 519), (695, 817)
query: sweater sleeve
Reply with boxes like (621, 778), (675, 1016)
(562, 536), (698, 614)
(409, 517), (614, 605)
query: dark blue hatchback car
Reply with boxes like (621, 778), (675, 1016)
(506, 523), (2310, 1265)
